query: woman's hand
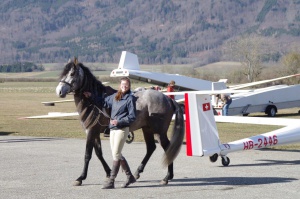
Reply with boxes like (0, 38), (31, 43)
(110, 119), (118, 126)
(83, 92), (92, 98)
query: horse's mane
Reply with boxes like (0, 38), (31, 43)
(60, 61), (106, 95)
(59, 62), (73, 79)
(60, 60), (118, 102)
(78, 63), (106, 95)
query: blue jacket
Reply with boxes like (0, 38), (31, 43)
(95, 92), (136, 129)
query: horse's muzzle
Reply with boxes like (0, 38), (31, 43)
(56, 83), (69, 98)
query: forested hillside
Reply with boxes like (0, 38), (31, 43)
(0, 0), (300, 65)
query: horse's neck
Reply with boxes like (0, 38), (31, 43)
(73, 91), (110, 129)
(73, 90), (102, 110)
(73, 95), (85, 112)
(73, 78), (110, 110)
(105, 86), (117, 95)
(73, 94), (92, 120)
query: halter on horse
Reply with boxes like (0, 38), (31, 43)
(56, 58), (185, 186)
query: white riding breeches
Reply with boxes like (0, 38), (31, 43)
(110, 127), (129, 160)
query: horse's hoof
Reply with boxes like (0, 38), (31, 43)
(160, 180), (168, 185)
(73, 180), (82, 186)
(134, 173), (140, 180)
(105, 176), (110, 181)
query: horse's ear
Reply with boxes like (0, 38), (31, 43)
(74, 57), (78, 65)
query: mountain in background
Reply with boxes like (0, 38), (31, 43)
(0, 0), (300, 65)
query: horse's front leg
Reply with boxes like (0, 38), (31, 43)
(73, 133), (94, 186)
(94, 136), (111, 179)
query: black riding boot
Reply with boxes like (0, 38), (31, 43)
(120, 157), (136, 188)
(102, 160), (120, 189)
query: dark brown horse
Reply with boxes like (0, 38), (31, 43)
(56, 59), (184, 186)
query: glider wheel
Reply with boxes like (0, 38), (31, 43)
(221, 156), (230, 166)
(265, 105), (277, 117)
(126, 131), (134, 144)
(209, 153), (219, 162)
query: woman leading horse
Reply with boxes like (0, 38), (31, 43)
(56, 58), (184, 186)
(83, 77), (136, 189)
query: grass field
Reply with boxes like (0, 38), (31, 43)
(1, 80), (300, 150)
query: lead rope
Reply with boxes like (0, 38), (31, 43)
(82, 103), (110, 129)
(83, 92), (112, 128)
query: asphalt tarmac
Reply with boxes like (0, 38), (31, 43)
(1, 136), (299, 199)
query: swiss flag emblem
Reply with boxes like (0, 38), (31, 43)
(202, 103), (211, 111)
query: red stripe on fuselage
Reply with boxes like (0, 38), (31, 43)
(184, 93), (192, 156)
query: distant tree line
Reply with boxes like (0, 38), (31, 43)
(0, 62), (44, 72)
(1, 0), (300, 65)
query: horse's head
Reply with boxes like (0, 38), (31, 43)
(56, 58), (84, 98)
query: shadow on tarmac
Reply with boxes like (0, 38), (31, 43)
(0, 137), (64, 143)
(135, 176), (297, 188)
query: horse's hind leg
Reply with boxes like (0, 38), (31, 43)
(93, 136), (111, 179)
(74, 133), (94, 186)
(159, 133), (173, 185)
(134, 127), (156, 180)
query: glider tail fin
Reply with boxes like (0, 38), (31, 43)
(184, 93), (221, 156)
(118, 51), (140, 70)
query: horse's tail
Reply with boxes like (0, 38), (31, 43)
(163, 100), (185, 167)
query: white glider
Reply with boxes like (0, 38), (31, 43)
(184, 91), (300, 166)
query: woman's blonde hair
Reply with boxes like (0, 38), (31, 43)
(115, 77), (131, 101)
